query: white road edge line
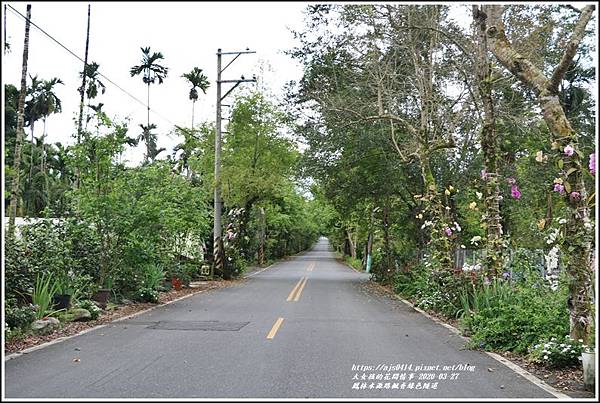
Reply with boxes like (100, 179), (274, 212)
(338, 260), (570, 400)
(4, 285), (220, 362)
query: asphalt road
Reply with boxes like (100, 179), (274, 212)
(4, 238), (556, 398)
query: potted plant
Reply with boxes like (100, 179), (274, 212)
(581, 333), (595, 391)
(92, 276), (113, 309)
(53, 273), (74, 310)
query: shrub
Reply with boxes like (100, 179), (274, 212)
(133, 287), (159, 303)
(76, 300), (102, 320)
(5, 298), (37, 330)
(142, 264), (166, 290)
(459, 277), (569, 353)
(31, 272), (60, 319)
(528, 336), (585, 367)
(4, 236), (33, 302)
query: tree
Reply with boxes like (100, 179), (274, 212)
(80, 62), (106, 128)
(138, 123), (164, 164)
(8, 4), (31, 237)
(484, 3), (596, 344)
(181, 67), (210, 128)
(130, 46), (168, 127)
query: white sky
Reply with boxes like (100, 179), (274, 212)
(1, 2), (596, 167)
(2, 1), (308, 165)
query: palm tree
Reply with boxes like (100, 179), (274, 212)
(181, 67), (210, 128)
(138, 123), (164, 163)
(130, 46), (168, 127)
(80, 62), (106, 128)
(37, 77), (64, 175)
(9, 3), (31, 233)
(172, 126), (200, 180)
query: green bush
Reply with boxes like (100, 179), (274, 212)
(31, 272), (60, 319)
(76, 300), (102, 320)
(5, 298), (37, 330)
(528, 336), (585, 367)
(133, 287), (159, 303)
(459, 277), (569, 353)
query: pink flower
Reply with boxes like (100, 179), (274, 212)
(507, 177), (516, 185)
(570, 191), (581, 200)
(510, 185), (521, 199)
(564, 145), (574, 156)
(590, 153), (596, 176)
(553, 183), (565, 194)
(444, 227), (453, 236)
(481, 169), (488, 179)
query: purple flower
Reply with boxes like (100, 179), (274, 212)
(553, 183), (565, 194)
(564, 145), (574, 156)
(510, 185), (521, 199)
(502, 272), (511, 280)
(483, 277), (491, 286)
(444, 227), (453, 236)
(481, 169), (488, 179)
(570, 191), (581, 200)
(507, 177), (516, 185)
(590, 153), (596, 176)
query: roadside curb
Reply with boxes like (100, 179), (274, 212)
(338, 260), (571, 400)
(4, 284), (222, 362)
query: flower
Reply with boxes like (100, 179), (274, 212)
(553, 177), (563, 184)
(564, 145), (574, 156)
(469, 202), (477, 210)
(483, 277), (491, 285)
(445, 189), (451, 196)
(470, 235), (482, 245)
(454, 222), (462, 232)
(510, 185), (521, 199)
(507, 177), (516, 185)
(481, 169), (488, 179)
(416, 213), (423, 219)
(590, 153), (596, 176)
(553, 183), (565, 194)
(502, 272), (511, 280)
(444, 227), (453, 236)
(570, 191), (581, 200)
(476, 191), (483, 200)
(535, 150), (547, 163)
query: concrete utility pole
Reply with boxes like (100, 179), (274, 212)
(214, 48), (256, 279)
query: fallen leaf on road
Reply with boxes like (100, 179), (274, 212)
(73, 358), (80, 362)
(488, 368), (495, 372)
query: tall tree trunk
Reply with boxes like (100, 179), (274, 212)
(473, 6), (504, 278)
(76, 4), (90, 190)
(191, 99), (195, 128)
(485, 4), (595, 343)
(345, 228), (357, 259)
(257, 207), (266, 266)
(8, 4), (31, 238)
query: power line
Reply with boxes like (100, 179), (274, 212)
(6, 4), (180, 130)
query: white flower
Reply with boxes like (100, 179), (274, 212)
(476, 192), (483, 200)
(454, 222), (462, 232)
(544, 355), (549, 360)
(559, 218), (567, 225)
(470, 235), (482, 244)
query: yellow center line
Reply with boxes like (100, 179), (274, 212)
(286, 277), (305, 301)
(266, 317), (284, 339)
(293, 277), (308, 302)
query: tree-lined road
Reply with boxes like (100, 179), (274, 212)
(5, 238), (556, 398)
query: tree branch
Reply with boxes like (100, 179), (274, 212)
(548, 5), (595, 93)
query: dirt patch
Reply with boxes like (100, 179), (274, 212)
(361, 279), (595, 399)
(5, 280), (230, 355)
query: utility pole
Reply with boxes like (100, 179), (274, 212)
(214, 48), (256, 279)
